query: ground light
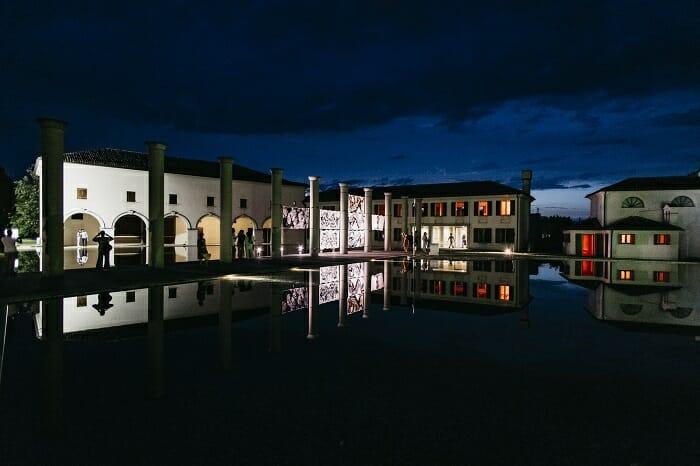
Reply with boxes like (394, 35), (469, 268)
(504, 247), (513, 255)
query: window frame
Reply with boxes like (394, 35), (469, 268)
(76, 188), (88, 200)
(619, 233), (635, 245)
(168, 193), (178, 205)
(654, 234), (671, 245)
(126, 191), (136, 203)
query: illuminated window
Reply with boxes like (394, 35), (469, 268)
(618, 270), (634, 281)
(653, 271), (670, 282)
(497, 284), (511, 301)
(126, 191), (136, 202)
(654, 234), (671, 245)
(76, 296), (87, 307)
(76, 188), (87, 200)
(498, 200), (512, 216)
(474, 282), (489, 298)
(619, 234), (635, 244)
(477, 201), (490, 216)
(454, 201), (466, 216)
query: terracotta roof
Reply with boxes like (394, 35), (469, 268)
(588, 174), (700, 197)
(606, 216), (683, 231)
(60, 148), (306, 187)
(318, 180), (532, 203)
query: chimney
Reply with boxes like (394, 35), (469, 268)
(521, 169), (533, 195)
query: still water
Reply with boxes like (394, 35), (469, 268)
(1, 259), (698, 465)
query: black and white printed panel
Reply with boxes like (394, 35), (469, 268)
(282, 206), (309, 229)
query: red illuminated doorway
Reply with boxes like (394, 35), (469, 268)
(581, 234), (594, 257)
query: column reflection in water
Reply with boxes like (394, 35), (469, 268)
(147, 285), (164, 399)
(219, 280), (233, 370)
(42, 298), (63, 434)
(363, 263), (371, 319)
(307, 270), (319, 340)
(338, 264), (348, 327)
(269, 283), (282, 352)
(400, 258), (408, 306)
(383, 260), (391, 311)
(413, 258), (422, 311)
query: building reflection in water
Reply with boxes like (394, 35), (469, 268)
(562, 259), (700, 330)
(41, 298), (64, 435)
(147, 285), (164, 399)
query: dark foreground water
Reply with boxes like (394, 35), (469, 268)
(1, 258), (698, 465)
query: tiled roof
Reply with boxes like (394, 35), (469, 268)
(566, 218), (603, 230)
(588, 173), (700, 197)
(606, 216), (683, 231)
(60, 148), (306, 187)
(318, 180), (532, 203)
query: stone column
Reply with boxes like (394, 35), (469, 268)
(219, 158), (233, 263)
(339, 183), (349, 254)
(147, 142), (166, 268)
(401, 196), (409, 237)
(147, 285), (164, 399)
(384, 192), (392, 251)
(309, 176), (320, 257)
(383, 260), (391, 311)
(414, 198), (423, 254)
(338, 264), (347, 327)
(307, 271), (319, 339)
(271, 168), (283, 258)
(219, 280), (232, 369)
(38, 118), (67, 276)
(364, 188), (373, 253)
(41, 298), (63, 434)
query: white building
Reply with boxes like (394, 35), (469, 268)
(563, 170), (700, 260)
(35, 148), (307, 264)
(318, 174), (534, 252)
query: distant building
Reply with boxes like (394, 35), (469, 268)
(34, 148), (307, 262)
(563, 170), (700, 260)
(318, 171), (534, 252)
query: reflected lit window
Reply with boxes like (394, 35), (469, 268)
(497, 284), (511, 301)
(654, 234), (671, 245)
(618, 270), (634, 281)
(653, 271), (670, 282)
(76, 296), (87, 307)
(581, 260), (595, 276)
(474, 282), (489, 298)
(77, 188), (87, 200)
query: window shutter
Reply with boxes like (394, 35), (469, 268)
(575, 234), (582, 255)
(450, 202), (456, 216)
(486, 284), (491, 298)
(487, 201), (492, 216)
(472, 283), (477, 298)
(510, 200), (515, 216)
(430, 203), (435, 216)
(509, 287), (514, 301)
(575, 261), (581, 275)
(473, 201), (478, 216)
(495, 200), (501, 216)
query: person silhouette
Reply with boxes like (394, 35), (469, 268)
(92, 230), (114, 269)
(92, 292), (114, 316)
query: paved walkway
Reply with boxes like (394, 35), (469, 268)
(0, 251), (406, 303)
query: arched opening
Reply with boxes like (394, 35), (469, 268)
(261, 217), (272, 256)
(197, 215), (220, 246)
(64, 212), (101, 247)
(670, 196), (695, 207)
(621, 196), (644, 208)
(233, 215), (257, 238)
(165, 214), (190, 245)
(114, 214), (147, 246)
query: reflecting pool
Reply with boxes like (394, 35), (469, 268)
(1, 259), (698, 465)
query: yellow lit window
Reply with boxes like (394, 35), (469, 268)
(618, 270), (634, 281)
(77, 188), (87, 200)
(654, 234), (670, 245)
(478, 201), (489, 216)
(497, 284), (511, 301)
(499, 201), (511, 216)
(619, 234), (635, 244)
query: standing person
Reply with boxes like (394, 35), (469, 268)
(448, 233), (455, 248)
(236, 230), (246, 259)
(462, 234), (467, 248)
(422, 232), (430, 253)
(401, 232), (409, 253)
(245, 230), (254, 258)
(80, 229), (88, 248)
(1, 228), (19, 276)
(197, 230), (210, 262)
(76, 229), (83, 248)
(92, 230), (114, 270)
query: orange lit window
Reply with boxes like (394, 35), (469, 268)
(478, 201), (489, 216)
(454, 201), (466, 216)
(619, 234), (635, 244)
(452, 282), (466, 296)
(654, 234), (671, 245)
(476, 282), (488, 298)
(618, 270), (634, 281)
(581, 260), (594, 276)
(653, 271), (670, 282)
(434, 202), (447, 217)
(497, 284), (511, 301)
(499, 200), (511, 216)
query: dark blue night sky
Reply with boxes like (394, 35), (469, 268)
(1, 1), (699, 216)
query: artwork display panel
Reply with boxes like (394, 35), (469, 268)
(349, 194), (365, 214)
(282, 206), (309, 229)
(320, 209), (340, 229)
(347, 262), (366, 314)
(320, 229), (340, 250)
(348, 230), (364, 249)
(319, 265), (340, 304)
(371, 272), (384, 291)
(281, 287), (308, 314)
(372, 214), (385, 231)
